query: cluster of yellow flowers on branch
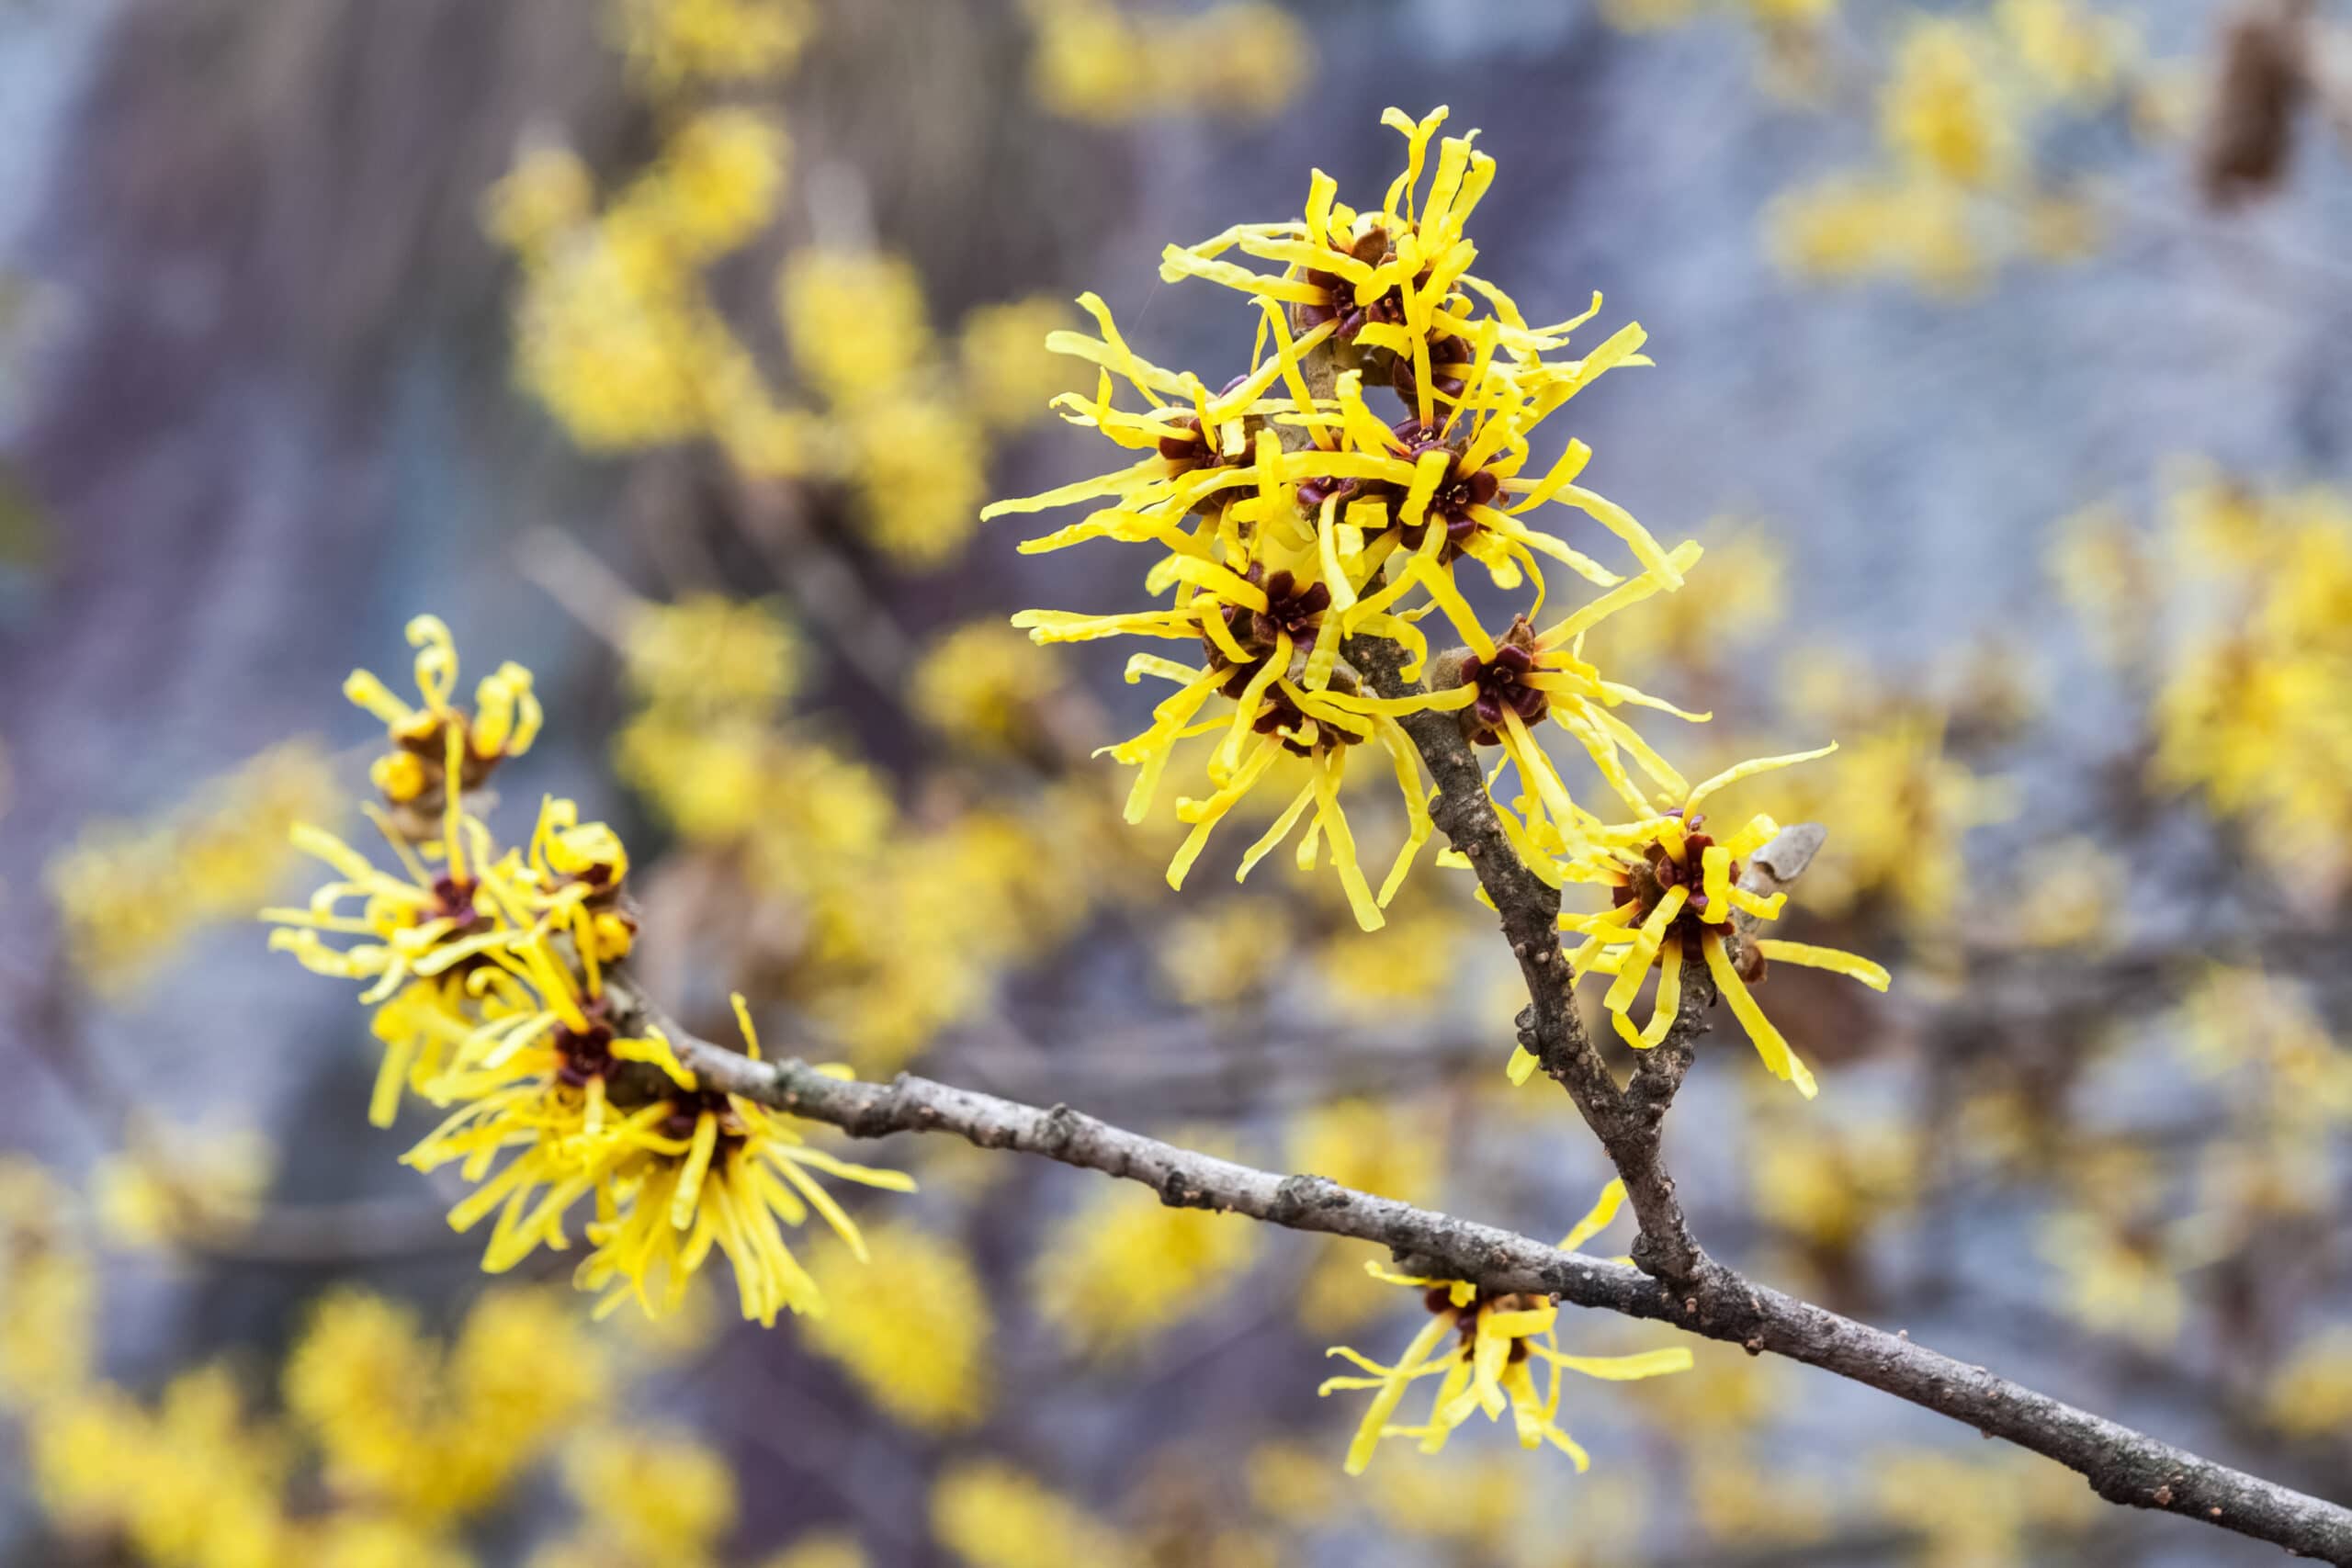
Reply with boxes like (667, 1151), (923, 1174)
(7, 1150), (854, 1568)
(486, 0), (1076, 567)
(1321, 1179), (1691, 1472)
(1764, 0), (2163, 293)
(266, 616), (910, 1326)
(609, 592), (1093, 1072)
(2056, 462), (2352, 900)
(1023, 0), (1306, 124)
(989, 106), (1888, 1100)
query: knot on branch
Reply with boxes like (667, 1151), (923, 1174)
(1040, 1101), (1082, 1156)
(1270, 1172), (1346, 1224)
(1158, 1167), (1214, 1210)
(836, 1072), (916, 1141)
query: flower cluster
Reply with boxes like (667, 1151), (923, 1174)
(1023, 0), (1306, 126)
(992, 107), (1884, 1098)
(931, 1460), (1142, 1568)
(8, 1165), (592, 1568)
(284, 1286), (605, 1525)
(799, 1220), (995, 1431)
(1033, 1143), (1261, 1359)
(47, 738), (340, 994)
(612, 593), (1094, 1072)
(484, 49), (1074, 567)
(1765, 0), (2150, 293)
(611, 0), (816, 92)
(2056, 462), (2352, 901)
(1320, 1180), (1691, 1472)
(266, 616), (910, 1325)
(484, 0), (1082, 568)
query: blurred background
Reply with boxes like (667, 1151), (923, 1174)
(2, 0), (2349, 1563)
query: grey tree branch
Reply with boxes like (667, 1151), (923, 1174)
(1344, 630), (1716, 1285)
(613, 986), (2352, 1563)
(1277, 332), (1712, 1283)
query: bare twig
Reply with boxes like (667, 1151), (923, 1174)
(616, 990), (2352, 1563)
(1287, 334), (1712, 1282)
(1343, 631), (1715, 1286)
(179, 1197), (468, 1267)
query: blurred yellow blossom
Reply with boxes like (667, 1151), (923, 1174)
(632, 107), (791, 257)
(0, 1159), (96, 1410)
(1315, 908), (1463, 1021)
(838, 392), (989, 563)
(48, 738), (338, 993)
(1245, 1438), (1344, 1525)
(911, 620), (1059, 753)
(621, 593), (801, 715)
(2007, 835), (2124, 950)
(1764, 0), (2144, 293)
(307, 1514), (474, 1568)
(2049, 499), (2155, 666)
(94, 1118), (274, 1251)
(1996, 0), (2134, 105)
(616, 635), (1087, 1074)
(1287, 1098), (1445, 1330)
(2039, 1207), (2188, 1349)
(2263, 1329), (2352, 1437)
(932, 1460), (1141, 1568)
(2166, 460), (2274, 563)
(1768, 175), (1984, 294)
(285, 1286), (605, 1523)
(1603, 0), (1701, 29)
(780, 250), (935, 407)
(958, 297), (1083, 427)
(559, 1427), (737, 1566)
(1628, 1338), (1785, 1433)
(801, 1221), (992, 1431)
(1883, 20), (2019, 187)
(1034, 1158), (1259, 1358)
(34, 1365), (294, 1568)
(1024, 0), (1306, 124)
(2144, 474), (2352, 895)
(1751, 1116), (1919, 1253)
(1689, 1446), (1838, 1547)
(1156, 897), (1295, 1008)
(2177, 966), (2352, 1126)
(759, 1534), (870, 1568)
(496, 111), (790, 457)
(1361, 1452), (1553, 1552)
(485, 146), (597, 254)
(611, 0), (814, 88)
(1873, 1448), (2098, 1566)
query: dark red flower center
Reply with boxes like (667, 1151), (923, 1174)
(1458, 639), (1547, 746)
(1386, 418), (1499, 561)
